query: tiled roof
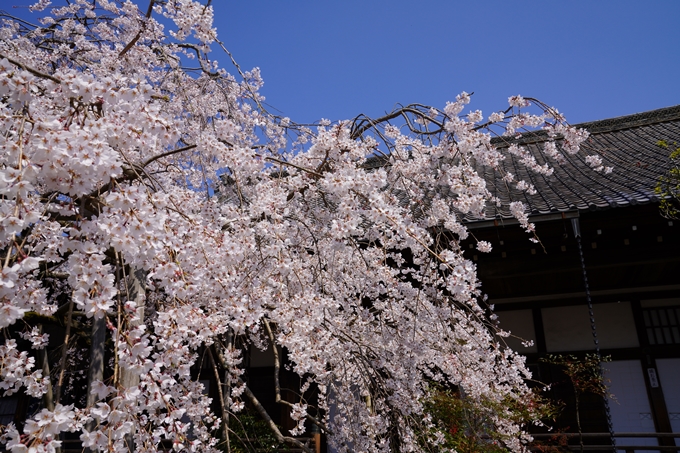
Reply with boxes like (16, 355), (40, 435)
(476, 105), (680, 221)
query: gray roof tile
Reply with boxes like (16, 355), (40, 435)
(477, 105), (680, 221)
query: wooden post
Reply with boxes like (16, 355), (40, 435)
(310, 423), (321, 453)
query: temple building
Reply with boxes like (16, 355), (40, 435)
(467, 105), (680, 451)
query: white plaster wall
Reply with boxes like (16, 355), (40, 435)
(542, 302), (639, 352)
(605, 360), (658, 452)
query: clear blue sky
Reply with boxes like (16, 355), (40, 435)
(215, 1), (680, 125)
(6, 1), (680, 125)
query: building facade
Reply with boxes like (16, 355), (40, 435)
(466, 105), (680, 451)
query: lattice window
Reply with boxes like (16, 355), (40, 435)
(643, 306), (680, 345)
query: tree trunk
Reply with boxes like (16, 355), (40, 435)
(119, 267), (146, 452)
(54, 299), (74, 405)
(86, 316), (106, 409)
(84, 314), (106, 453)
(38, 325), (55, 412)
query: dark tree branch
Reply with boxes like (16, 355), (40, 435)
(118, 0), (155, 57)
(350, 105), (444, 140)
(212, 346), (314, 453)
(0, 52), (61, 83)
(263, 319), (332, 435)
(54, 299), (74, 405)
(142, 144), (198, 168)
(207, 347), (231, 447)
(260, 155), (324, 179)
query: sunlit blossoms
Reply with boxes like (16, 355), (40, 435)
(0, 2), (609, 453)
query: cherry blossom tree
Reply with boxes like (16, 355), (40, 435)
(0, 1), (607, 453)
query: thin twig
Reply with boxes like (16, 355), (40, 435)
(260, 155), (324, 178)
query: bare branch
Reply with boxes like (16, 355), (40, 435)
(260, 155), (324, 179)
(207, 347), (231, 445)
(350, 105), (445, 140)
(118, 0), (155, 57)
(263, 319), (333, 435)
(176, 43), (219, 76)
(238, 377), (314, 453)
(0, 52), (61, 83)
(212, 346), (313, 453)
(142, 144), (198, 168)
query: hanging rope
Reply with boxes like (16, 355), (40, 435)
(571, 218), (617, 452)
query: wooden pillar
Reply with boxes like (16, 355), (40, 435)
(532, 307), (548, 355)
(630, 299), (674, 447)
(311, 423), (321, 453)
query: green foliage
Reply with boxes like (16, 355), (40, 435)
(226, 410), (284, 453)
(541, 354), (611, 398)
(655, 140), (680, 219)
(541, 354), (612, 452)
(421, 386), (561, 453)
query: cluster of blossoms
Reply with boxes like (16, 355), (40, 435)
(0, 340), (48, 398)
(4, 404), (81, 453)
(0, 2), (611, 453)
(18, 327), (49, 349)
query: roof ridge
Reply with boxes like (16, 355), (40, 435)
(573, 104), (680, 134)
(487, 105), (680, 147)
